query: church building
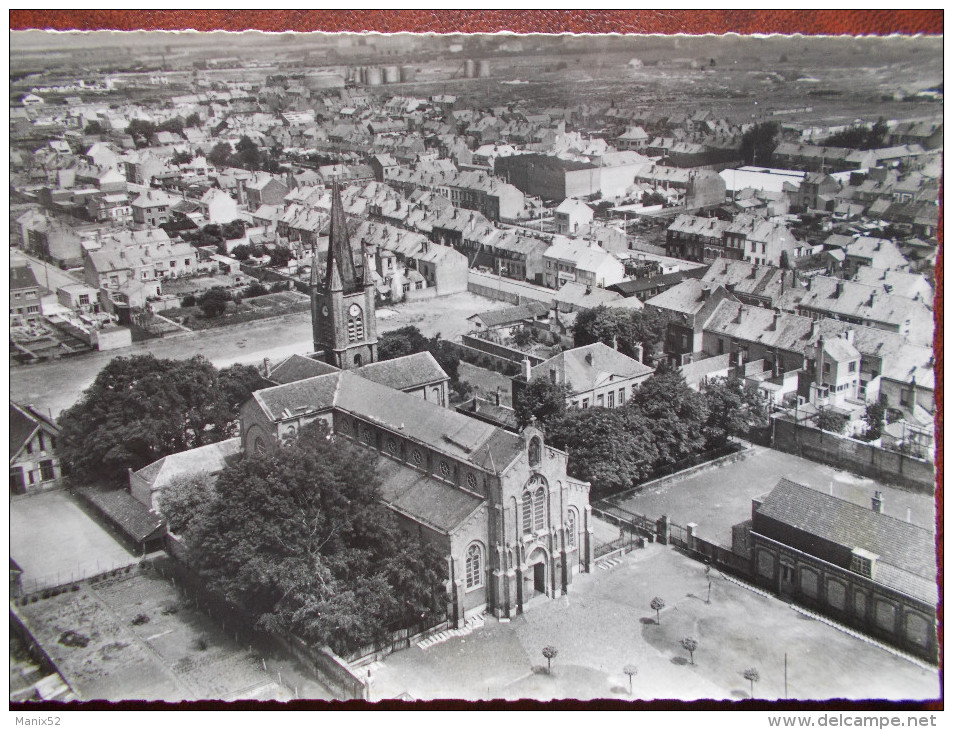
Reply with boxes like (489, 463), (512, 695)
(238, 184), (594, 626)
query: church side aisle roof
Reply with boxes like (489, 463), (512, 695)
(373, 456), (483, 535)
(356, 351), (447, 391)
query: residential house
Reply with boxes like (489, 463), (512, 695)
(645, 280), (737, 365)
(10, 403), (64, 495)
(87, 192), (133, 225)
(10, 265), (43, 325)
(200, 188), (239, 224)
(413, 240), (469, 296)
(240, 173), (289, 209)
(514, 342), (655, 411)
(543, 238), (625, 290)
(130, 189), (177, 227)
(21, 216), (84, 268)
(554, 198), (594, 235)
(842, 237), (912, 277)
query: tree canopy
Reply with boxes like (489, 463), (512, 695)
(740, 121), (780, 166)
(378, 326), (460, 384)
(546, 407), (658, 500)
(572, 305), (671, 361)
(186, 420), (446, 655)
(513, 378), (571, 429)
(823, 119), (888, 150)
(700, 376), (769, 447)
(197, 287), (233, 318)
(57, 355), (263, 485)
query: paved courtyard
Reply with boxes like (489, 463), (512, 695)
(366, 545), (939, 702)
(10, 490), (140, 592)
(607, 445), (936, 544)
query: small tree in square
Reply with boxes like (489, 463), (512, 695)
(650, 597), (665, 625)
(681, 637), (698, 665)
(623, 664), (638, 694)
(542, 646), (558, 674)
(744, 667), (760, 698)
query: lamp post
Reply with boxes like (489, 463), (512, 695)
(705, 564), (712, 604)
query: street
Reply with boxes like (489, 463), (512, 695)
(10, 291), (507, 417)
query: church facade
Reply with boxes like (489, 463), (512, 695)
(238, 184), (593, 626)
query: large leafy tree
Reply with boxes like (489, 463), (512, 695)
(740, 121), (780, 166)
(572, 306), (671, 361)
(197, 287), (233, 318)
(187, 421), (446, 655)
(58, 355), (262, 485)
(546, 407), (659, 500)
(701, 376), (769, 447)
(378, 326), (461, 384)
(625, 363), (709, 467)
(513, 378), (572, 429)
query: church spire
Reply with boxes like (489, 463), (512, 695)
(325, 180), (358, 292)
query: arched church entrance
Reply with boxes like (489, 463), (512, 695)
(525, 547), (549, 598)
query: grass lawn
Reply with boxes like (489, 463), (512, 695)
(607, 445), (936, 544)
(367, 545), (939, 702)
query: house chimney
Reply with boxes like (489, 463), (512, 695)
(807, 277), (812, 291)
(495, 387), (501, 407)
(263, 357), (272, 377)
(472, 398), (480, 412)
(523, 357), (532, 381)
(585, 352), (593, 366)
(843, 329), (854, 345)
(871, 490), (883, 514)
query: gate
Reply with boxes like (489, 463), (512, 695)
(668, 522), (688, 548)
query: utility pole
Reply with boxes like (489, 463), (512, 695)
(784, 652), (788, 699)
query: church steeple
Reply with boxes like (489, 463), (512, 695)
(325, 181), (358, 292)
(311, 180), (378, 369)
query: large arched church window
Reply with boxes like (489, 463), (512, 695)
(465, 543), (484, 589)
(347, 303), (364, 342)
(521, 491), (533, 535)
(566, 508), (578, 548)
(533, 486), (546, 532)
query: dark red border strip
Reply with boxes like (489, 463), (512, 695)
(7, 9), (944, 35)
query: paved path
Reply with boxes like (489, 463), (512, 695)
(10, 291), (507, 418)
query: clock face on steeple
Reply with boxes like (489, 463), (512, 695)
(349, 304), (362, 317)
(321, 304), (329, 317)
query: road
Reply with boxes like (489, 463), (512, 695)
(10, 291), (508, 418)
(11, 251), (84, 293)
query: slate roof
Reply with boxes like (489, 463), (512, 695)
(251, 370), (524, 474)
(531, 343), (654, 394)
(645, 279), (732, 318)
(78, 487), (166, 544)
(132, 438), (242, 493)
(357, 351), (448, 391)
(373, 456), (483, 535)
(10, 265), (40, 292)
(267, 354), (340, 385)
(468, 301), (549, 328)
(755, 478), (936, 604)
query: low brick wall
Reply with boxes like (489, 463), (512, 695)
(460, 333), (545, 366)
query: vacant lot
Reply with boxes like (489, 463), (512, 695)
(10, 491), (139, 592)
(368, 545), (939, 702)
(606, 446), (936, 544)
(15, 568), (333, 702)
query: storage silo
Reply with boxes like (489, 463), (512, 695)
(476, 59), (491, 78)
(399, 65), (417, 82)
(463, 59), (475, 78)
(383, 65), (400, 84)
(366, 67), (383, 86)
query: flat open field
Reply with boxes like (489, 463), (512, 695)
(367, 544), (939, 702)
(14, 568), (333, 702)
(10, 491), (139, 592)
(606, 445), (936, 545)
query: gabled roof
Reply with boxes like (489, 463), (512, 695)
(468, 301), (549, 328)
(531, 343), (654, 394)
(10, 265), (40, 291)
(132, 437), (242, 493)
(755, 478), (936, 604)
(250, 370), (524, 474)
(10, 402), (59, 462)
(267, 354), (340, 385)
(356, 351), (449, 391)
(77, 487), (165, 543)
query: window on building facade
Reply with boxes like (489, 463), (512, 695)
(597, 394), (604, 407)
(466, 473), (478, 490)
(581, 398), (589, 409)
(618, 387), (626, 404)
(848, 361), (857, 373)
(850, 553), (873, 578)
(465, 543), (484, 589)
(39, 460), (55, 481)
(566, 509), (577, 548)
(522, 491), (534, 535)
(533, 486), (546, 532)
(607, 391), (615, 408)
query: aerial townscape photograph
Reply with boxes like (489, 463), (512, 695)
(7, 12), (942, 715)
